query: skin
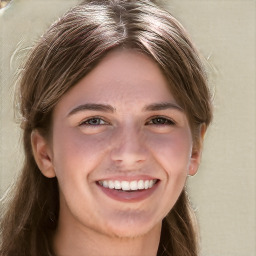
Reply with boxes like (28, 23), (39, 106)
(31, 49), (203, 256)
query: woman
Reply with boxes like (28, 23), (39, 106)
(0, 0), (212, 255)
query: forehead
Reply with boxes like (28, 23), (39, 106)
(54, 49), (177, 114)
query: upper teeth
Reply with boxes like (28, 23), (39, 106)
(98, 179), (157, 191)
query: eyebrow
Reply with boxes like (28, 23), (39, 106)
(68, 103), (115, 116)
(67, 102), (183, 117)
(143, 102), (184, 112)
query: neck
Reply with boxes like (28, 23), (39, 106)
(53, 221), (161, 256)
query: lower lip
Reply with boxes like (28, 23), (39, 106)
(97, 181), (159, 202)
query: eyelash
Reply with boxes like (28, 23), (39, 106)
(79, 116), (175, 127)
(79, 117), (109, 126)
(146, 116), (176, 126)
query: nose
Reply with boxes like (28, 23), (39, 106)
(110, 124), (147, 166)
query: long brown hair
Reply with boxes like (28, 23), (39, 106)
(0, 1), (212, 255)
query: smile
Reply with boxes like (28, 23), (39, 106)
(98, 179), (158, 191)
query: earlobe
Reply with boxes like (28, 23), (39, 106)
(188, 151), (201, 176)
(31, 130), (56, 178)
(188, 124), (206, 176)
(188, 145), (201, 176)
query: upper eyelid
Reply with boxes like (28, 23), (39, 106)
(146, 115), (176, 124)
(79, 116), (110, 126)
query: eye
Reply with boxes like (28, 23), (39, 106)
(79, 117), (109, 126)
(146, 116), (175, 126)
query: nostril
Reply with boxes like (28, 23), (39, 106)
(110, 148), (147, 164)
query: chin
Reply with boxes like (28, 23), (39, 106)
(107, 228), (153, 240)
(101, 214), (160, 239)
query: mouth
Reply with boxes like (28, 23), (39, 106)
(96, 179), (160, 202)
(97, 179), (158, 192)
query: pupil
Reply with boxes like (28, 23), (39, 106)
(154, 118), (165, 124)
(90, 119), (99, 124)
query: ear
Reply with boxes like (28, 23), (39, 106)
(31, 130), (56, 178)
(188, 124), (206, 176)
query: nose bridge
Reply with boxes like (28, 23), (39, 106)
(110, 121), (147, 164)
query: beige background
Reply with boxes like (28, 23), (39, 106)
(0, 0), (255, 255)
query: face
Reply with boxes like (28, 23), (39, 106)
(32, 49), (201, 239)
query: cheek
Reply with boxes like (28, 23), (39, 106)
(52, 126), (110, 180)
(148, 130), (192, 174)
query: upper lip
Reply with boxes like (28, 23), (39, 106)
(96, 175), (159, 182)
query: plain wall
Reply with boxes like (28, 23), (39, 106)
(0, 0), (255, 255)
